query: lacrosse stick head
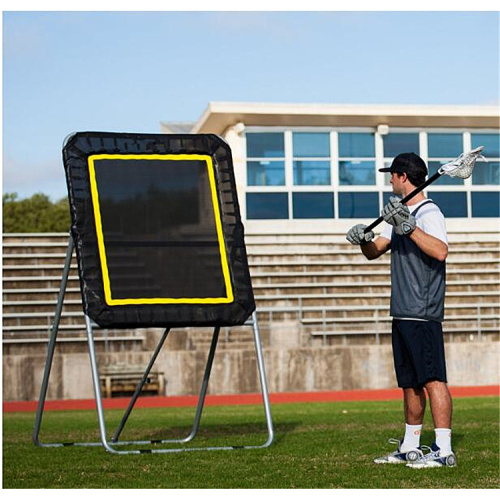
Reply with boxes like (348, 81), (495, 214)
(438, 146), (485, 179)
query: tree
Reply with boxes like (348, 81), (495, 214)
(3, 193), (71, 233)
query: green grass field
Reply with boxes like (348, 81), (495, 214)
(3, 396), (499, 488)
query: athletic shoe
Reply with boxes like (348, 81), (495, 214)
(406, 443), (457, 468)
(373, 438), (424, 464)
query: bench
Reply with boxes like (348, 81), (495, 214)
(99, 365), (164, 398)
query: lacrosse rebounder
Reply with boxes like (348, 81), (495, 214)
(33, 132), (274, 455)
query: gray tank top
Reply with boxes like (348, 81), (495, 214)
(390, 200), (446, 322)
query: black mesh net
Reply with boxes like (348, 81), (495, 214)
(63, 132), (255, 328)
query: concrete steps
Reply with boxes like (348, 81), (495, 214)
(3, 232), (499, 350)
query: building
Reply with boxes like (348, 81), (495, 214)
(3, 103), (499, 402)
(161, 102), (499, 235)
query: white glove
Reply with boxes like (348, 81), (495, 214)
(381, 196), (416, 236)
(346, 224), (374, 246)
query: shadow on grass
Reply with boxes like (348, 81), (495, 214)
(115, 421), (298, 446)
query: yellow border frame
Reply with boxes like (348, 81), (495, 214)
(88, 154), (234, 305)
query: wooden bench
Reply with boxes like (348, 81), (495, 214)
(99, 365), (164, 398)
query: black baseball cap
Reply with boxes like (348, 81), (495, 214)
(379, 152), (428, 176)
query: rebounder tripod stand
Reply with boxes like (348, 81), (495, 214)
(33, 234), (274, 454)
(33, 131), (274, 455)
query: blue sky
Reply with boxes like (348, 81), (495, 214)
(2, 10), (499, 201)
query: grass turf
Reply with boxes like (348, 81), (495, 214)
(3, 396), (499, 488)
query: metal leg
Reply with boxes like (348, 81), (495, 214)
(113, 326), (221, 446)
(32, 234), (74, 447)
(85, 315), (140, 454)
(179, 326), (220, 443)
(112, 327), (171, 442)
(249, 311), (275, 448)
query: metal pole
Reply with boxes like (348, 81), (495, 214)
(250, 311), (275, 447)
(32, 234), (74, 446)
(112, 327), (170, 442)
(85, 315), (120, 453)
(182, 326), (221, 443)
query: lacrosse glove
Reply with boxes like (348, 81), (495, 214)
(381, 196), (416, 236)
(346, 224), (374, 246)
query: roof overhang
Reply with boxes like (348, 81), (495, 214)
(191, 102), (500, 134)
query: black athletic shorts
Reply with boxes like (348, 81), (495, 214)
(392, 319), (448, 389)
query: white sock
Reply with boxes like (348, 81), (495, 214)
(400, 423), (422, 452)
(435, 428), (452, 454)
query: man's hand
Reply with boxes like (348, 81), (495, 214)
(381, 196), (416, 236)
(346, 224), (374, 245)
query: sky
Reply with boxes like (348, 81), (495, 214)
(2, 9), (499, 201)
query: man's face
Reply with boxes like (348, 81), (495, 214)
(390, 172), (405, 195)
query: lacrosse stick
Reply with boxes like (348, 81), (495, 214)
(364, 146), (486, 234)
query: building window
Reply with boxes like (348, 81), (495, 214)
(245, 128), (499, 221)
(472, 133), (500, 158)
(382, 133), (420, 185)
(471, 192), (499, 217)
(383, 133), (420, 158)
(247, 161), (285, 186)
(246, 133), (285, 187)
(429, 192), (467, 218)
(471, 133), (500, 186)
(246, 193), (288, 219)
(292, 192), (334, 219)
(338, 133), (376, 186)
(338, 192), (379, 218)
(427, 133), (464, 186)
(293, 160), (330, 185)
(339, 133), (375, 157)
(293, 133), (330, 185)
(246, 133), (284, 157)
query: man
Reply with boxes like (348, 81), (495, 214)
(346, 152), (456, 468)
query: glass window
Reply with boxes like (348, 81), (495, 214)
(428, 133), (463, 158)
(292, 192), (334, 219)
(293, 160), (330, 185)
(472, 161), (499, 185)
(293, 133), (330, 157)
(339, 192), (379, 218)
(429, 192), (467, 218)
(246, 193), (288, 219)
(339, 160), (376, 185)
(471, 192), (500, 217)
(471, 134), (500, 158)
(383, 133), (420, 157)
(247, 161), (285, 186)
(428, 161), (464, 185)
(246, 133), (284, 158)
(338, 133), (375, 157)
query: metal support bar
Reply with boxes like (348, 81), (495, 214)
(111, 327), (171, 442)
(32, 234), (74, 447)
(250, 311), (275, 448)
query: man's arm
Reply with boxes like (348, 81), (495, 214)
(381, 196), (448, 262)
(409, 227), (448, 262)
(345, 224), (391, 260)
(361, 236), (391, 260)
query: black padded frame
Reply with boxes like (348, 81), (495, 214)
(63, 132), (255, 328)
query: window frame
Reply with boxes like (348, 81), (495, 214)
(244, 126), (500, 221)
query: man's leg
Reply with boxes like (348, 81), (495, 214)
(406, 380), (456, 467)
(424, 380), (452, 429)
(424, 379), (453, 455)
(399, 387), (426, 452)
(404, 387), (426, 425)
